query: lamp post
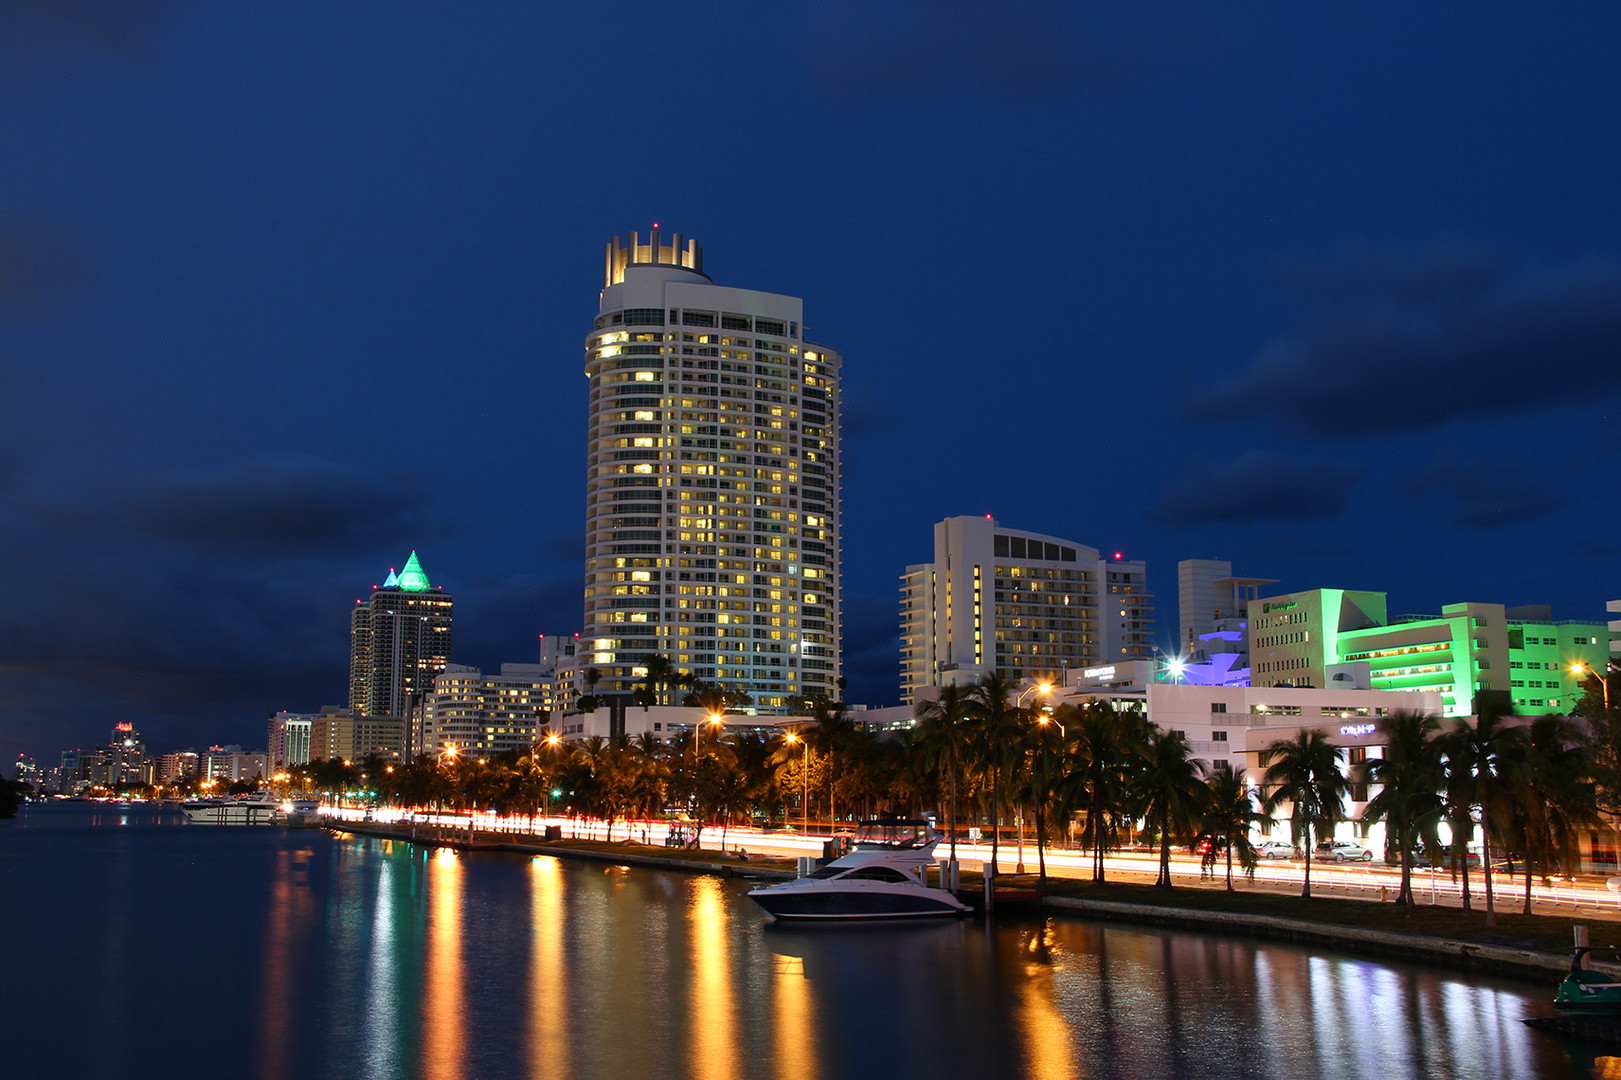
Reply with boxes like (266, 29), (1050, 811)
(1572, 661), (1614, 713)
(1013, 682), (1053, 874)
(784, 732), (809, 833)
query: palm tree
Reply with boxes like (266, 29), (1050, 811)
(577, 666), (604, 713)
(804, 693), (854, 828)
(913, 683), (976, 863)
(1514, 713), (1597, 915)
(638, 653), (678, 707)
(970, 669), (1023, 878)
(1262, 730), (1347, 899)
(1358, 710), (1444, 906)
(1057, 700), (1149, 884)
(1438, 697), (1526, 926)
(1199, 761), (1272, 891)
(1138, 727), (1208, 888)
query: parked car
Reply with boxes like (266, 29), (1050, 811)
(1321, 840), (1375, 863)
(1257, 840), (1299, 860)
(1195, 836), (1229, 856)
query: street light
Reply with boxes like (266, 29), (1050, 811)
(784, 732), (809, 834)
(1014, 682), (1054, 873)
(1572, 661), (1614, 712)
(697, 713), (724, 755)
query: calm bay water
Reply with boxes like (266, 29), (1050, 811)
(2, 803), (1607, 1080)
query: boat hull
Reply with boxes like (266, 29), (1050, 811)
(748, 884), (968, 921)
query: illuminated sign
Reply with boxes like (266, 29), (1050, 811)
(1263, 601), (1299, 613)
(1082, 665), (1117, 680)
(1340, 723), (1375, 737)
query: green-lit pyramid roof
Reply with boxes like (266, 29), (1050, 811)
(397, 551), (432, 592)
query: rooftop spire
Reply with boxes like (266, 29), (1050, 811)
(397, 551), (431, 592)
(381, 568), (399, 588)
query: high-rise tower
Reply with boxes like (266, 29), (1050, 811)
(583, 230), (841, 712)
(349, 551), (454, 719)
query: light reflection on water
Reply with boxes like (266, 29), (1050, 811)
(421, 848), (464, 1080)
(2, 804), (1608, 1080)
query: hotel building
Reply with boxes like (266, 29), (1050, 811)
(582, 230), (841, 712)
(1247, 589), (1606, 717)
(420, 663), (553, 759)
(349, 551), (454, 721)
(899, 516), (1152, 703)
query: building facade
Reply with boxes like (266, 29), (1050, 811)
(899, 516), (1153, 702)
(267, 711), (316, 768)
(582, 230), (841, 712)
(420, 663), (552, 759)
(349, 551), (453, 720)
(1247, 590), (1607, 717)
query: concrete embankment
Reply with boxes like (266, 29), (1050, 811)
(323, 819), (795, 880)
(1035, 894), (1592, 982)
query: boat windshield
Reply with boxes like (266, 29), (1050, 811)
(853, 820), (933, 848)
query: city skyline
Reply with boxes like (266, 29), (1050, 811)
(3, 6), (1619, 765)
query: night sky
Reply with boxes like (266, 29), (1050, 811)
(4, 3), (1620, 767)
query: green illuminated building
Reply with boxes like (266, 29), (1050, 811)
(1248, 589), (1605, 718)
(349, 551), (454, 722)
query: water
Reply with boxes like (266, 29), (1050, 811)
(1, 803), (1606, 1079)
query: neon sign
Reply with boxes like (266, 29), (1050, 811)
(1340, 723), (1375, 737)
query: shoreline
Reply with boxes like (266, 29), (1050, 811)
(325, 819), (1611, 986)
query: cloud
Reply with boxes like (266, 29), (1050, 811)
(799, 1), (1224, 106)
(1196, 247), (1621, 435)
(0, 223), (81, 311)
(1148, 451), (1358, 527)
(33, 455), (445, 556)
(1401, 447), (1573, 529)
(0, 0), (181, 61)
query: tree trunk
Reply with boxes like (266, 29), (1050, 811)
(989, 746), (1001, 879)
(1481, 811), (1496, 927)
(1035, 794), (1049, 884)
(1458, 825), (1473, 913)
(1302, 826), (1313, 899)
(1157, 803), (1173, 888)
(1395, 813), (1412, 905)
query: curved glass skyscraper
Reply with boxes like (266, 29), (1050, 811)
(582, 230), (840, 712)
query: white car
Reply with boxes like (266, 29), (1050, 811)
(1257, 840), (1298, 860)
(1323, 840), (1375, 863)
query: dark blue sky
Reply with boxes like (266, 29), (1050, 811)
(4, 3), (1619, 766)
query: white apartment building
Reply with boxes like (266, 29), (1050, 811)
(900, 516), (1152, 703)
(421, 663), (552, 758)
(582, 230), (841, 712)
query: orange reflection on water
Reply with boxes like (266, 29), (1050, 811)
(257, 846), (313, 1080)
(528, 858), (570, 1079)
(771, 952), (817, 1080)
(1016, 926), (1079, 1080)
(689, 877), (739, 1080)
(420, 848), (465, 1080)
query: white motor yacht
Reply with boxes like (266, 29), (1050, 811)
(182, 794), (280, 825)
(747, 819), (971, 921)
